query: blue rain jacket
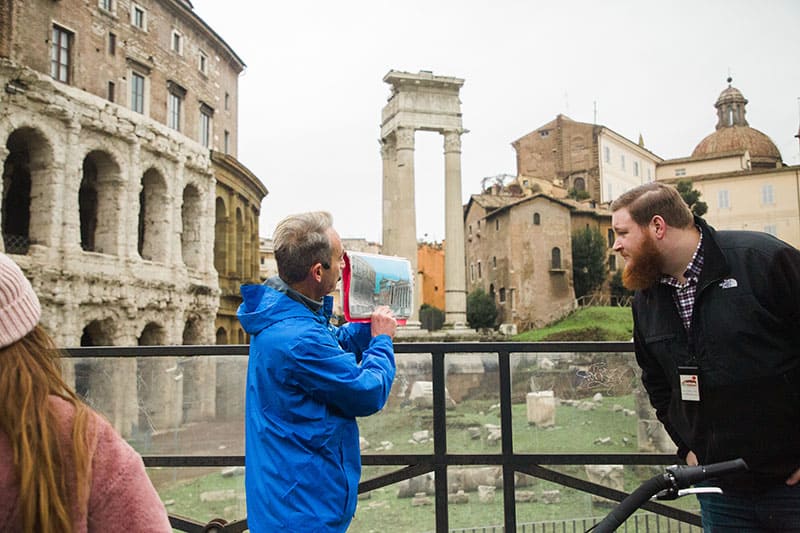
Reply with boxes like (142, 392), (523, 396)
(238, 278), (396, 532)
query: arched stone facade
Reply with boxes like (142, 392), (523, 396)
(0, 0), (266, 437)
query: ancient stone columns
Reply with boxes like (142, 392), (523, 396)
(380, 70), (467, 327)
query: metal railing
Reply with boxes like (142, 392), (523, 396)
(64, 342), (698, 533)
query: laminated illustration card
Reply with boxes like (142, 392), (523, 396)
(341, 251), (413, 325)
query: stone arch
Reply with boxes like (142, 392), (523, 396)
(250, 215), (259, 281)
(80, 150), (122, 254)
(245, 210), (255, 280)
(76, 317), (137, 437)
(2, 127), (54, 254)
(573, 176), (586, 191)
(216, 326), (228, 345)
(214, 197), (227, 273)
(137, 168), (169, 262)
(216, 325), (247, 420)
(235, 207), (244, 275)
(182, 314), (216, 422)
(75, 318), (116, 400)
(181, 183), (202, 269)
(137, 321), (181, 432)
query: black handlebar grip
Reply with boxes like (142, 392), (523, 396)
(669, 458), (748, 488)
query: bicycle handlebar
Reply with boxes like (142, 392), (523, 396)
(589, 458), (748, 533)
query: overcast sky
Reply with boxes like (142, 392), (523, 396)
(190, 0), (800, 243)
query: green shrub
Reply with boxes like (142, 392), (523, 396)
(419, 304), (445, 331)
(467, 288), (497, 329)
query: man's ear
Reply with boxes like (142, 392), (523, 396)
(311, 263), (324, 282)
(650, 215), (667, 239)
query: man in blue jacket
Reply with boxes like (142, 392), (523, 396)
(611, 182), (800, 531)
(238, 211), (397, 532)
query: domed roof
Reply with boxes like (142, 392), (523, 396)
(692, 125), (782, 165)
(691, 79), (782, 168)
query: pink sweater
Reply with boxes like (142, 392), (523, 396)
(0, 396), (171, 532)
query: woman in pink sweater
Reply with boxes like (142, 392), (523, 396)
(0, 253), (171, 532)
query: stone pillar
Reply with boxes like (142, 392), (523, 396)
(60, 119), (82, 252)
(380, 138), (397, 252)
(443, 131), (467, 327)
(389, 127), (420, 322)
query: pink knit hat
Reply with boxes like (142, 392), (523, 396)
(0, 253), (41, 348)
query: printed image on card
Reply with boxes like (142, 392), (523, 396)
(342, 251), (413, 325)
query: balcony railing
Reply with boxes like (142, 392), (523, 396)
(63, 342), (700, 533)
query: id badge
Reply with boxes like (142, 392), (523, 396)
(678, 366), (700, 402)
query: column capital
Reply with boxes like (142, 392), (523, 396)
(395, 127), (415, 150)
(443, 130), (462, 153)
(379, 137), (396, 159)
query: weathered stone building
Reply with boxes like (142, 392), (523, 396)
(465, 190), (576, 330)
(0, 0), (265, 435)
(464, 183), (619, 331)
(512, 114), (662, 203)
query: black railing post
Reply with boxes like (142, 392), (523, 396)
(498, 349), (517, 532)
(431, 350), (449, 533)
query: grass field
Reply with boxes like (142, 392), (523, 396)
(155, 307), (690, 531)
(157, 394), (698, 531)
(513, 306), (634, 342)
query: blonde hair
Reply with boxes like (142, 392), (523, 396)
(0, 325), (91, 532)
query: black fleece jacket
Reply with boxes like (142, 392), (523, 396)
(632, 217), (800, 492)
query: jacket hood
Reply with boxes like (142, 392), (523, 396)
(238, 277), (318, 336)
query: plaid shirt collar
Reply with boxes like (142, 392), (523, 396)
(659, 226), (704, 289)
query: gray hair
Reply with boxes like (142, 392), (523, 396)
(273, 211), (334, 283)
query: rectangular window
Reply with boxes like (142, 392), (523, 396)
(131, 72), (145, 113)
(224, 130), (230, 154)
(675, 168), (686, 177)
(620, 155), (626, 171)
(477, 261), (482, 279)
(108, 32), (116, 55)
(603, 146), (610, 163)
(718, 190), (730, 209)
(50, 25), (72, 83)
(762, 184), (774, 205)
(495, 219), (499, 231)
(608, 254), (617, 271)
(647, 167), (652, 182)
(107, 81), (115, 102)
(539, 130), (550, 137)
(131, 4), (146, 30)
(100, 0), (113, 11)
(499, 288), (506, 303)
(171, 30), (183, 55)
(200, 104), (213, 147)
(633, 161), (639, 176)
(224, 92), (230, 110)
(492, 256), (496, 268)
(168, 92), (182, 130)
(199, 51), (208, 75)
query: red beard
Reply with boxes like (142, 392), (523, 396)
(622, 233), (663, 290)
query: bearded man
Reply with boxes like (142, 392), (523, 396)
(610, 182), (800, 531)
